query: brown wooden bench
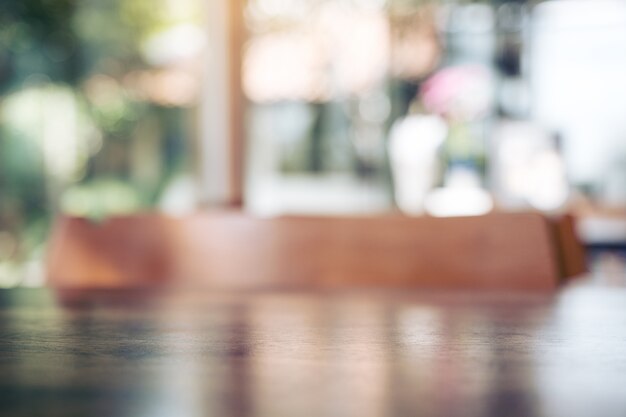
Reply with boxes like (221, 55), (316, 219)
(46, 212), (586, 290)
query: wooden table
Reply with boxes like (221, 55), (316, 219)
(1, 282), (626, 417)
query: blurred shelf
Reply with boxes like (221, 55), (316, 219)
(578, 215), (626, 250)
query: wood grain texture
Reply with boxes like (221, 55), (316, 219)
(46, 212), (570, 291)
(0, 285), (625, 417)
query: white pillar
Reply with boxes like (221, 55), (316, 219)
(198, 0), (240, 206)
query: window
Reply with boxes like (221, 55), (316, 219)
(0, 0), (204, 286)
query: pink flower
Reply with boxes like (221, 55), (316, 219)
(421, 65), (493, 121)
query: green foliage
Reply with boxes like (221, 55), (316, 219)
(0, 0), (194, 281)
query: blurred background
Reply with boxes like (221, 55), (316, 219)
(1, 0), (626, 287)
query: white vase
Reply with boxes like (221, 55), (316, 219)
(388, 114), (448, 215)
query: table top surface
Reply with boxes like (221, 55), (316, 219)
(1, 281), (626, 417)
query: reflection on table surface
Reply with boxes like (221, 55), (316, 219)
(1, 282), (626, 417)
